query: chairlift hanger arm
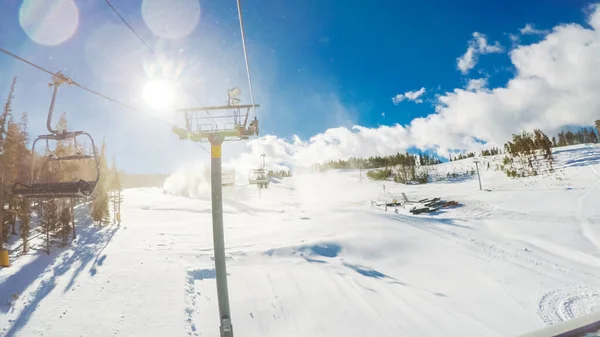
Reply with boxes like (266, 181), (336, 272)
(46, 72), (74, 135)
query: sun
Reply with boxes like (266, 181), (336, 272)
(142, 79), (176, 110)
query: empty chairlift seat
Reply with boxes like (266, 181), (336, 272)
(11, 72), (100, 199)
(13, 180), (97, 199)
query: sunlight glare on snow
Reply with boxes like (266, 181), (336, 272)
(19, 0), (79, 46)
(142, 0), (200, 40)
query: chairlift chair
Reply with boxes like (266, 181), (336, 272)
(248, 168), (269, 188)
(248, 153), (269, 188)
(12, 73), (100, 199)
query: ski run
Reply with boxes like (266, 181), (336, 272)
(1, 144), (600, 336)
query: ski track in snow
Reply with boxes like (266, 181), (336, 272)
(537, 286), (600, 325)
(382, 211), (596, 284)
(578, 157), (600, 252)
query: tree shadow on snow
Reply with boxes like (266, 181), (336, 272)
(555, 146), (600, 168)
(63, 218), (120, 289)
(1, 205), (120, 337)
(0, 254), (59, 315)
(88, 223), (119, 277)
(561, 155), (600, 168)
(342, 262), (398, 281)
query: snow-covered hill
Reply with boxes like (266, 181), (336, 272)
(1, 144), (600, 336)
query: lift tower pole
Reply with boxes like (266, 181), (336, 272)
(208, 132), (232, 336)
(473, 158), (482, 191)
(173, 89), (259, 337)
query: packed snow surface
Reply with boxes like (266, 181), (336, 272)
(1, 144), (600, 336)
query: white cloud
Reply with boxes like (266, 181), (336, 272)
(392, 87), (426, 104)
(167, 5), (600, 180)
(520, 23), (549, 35)
(509, 33), (520, 47)
(457, 32), (503, 74)
(391, 94), (404, 104)
(466, 78), (488, 91)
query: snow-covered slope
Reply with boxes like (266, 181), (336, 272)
(1, 144), (600, 336)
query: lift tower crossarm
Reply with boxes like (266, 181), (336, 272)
(173, 103), (260, 143)
(172, 127), (256, 142)
(176, 104), (259, 112)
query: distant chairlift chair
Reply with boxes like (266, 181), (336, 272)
(248, 168), (269, 189)
(248, 153), (269, 189)
(12, 73), (100, 199)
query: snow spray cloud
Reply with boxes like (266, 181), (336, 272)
(162, 161), (212, 199)
(163, 154), (290, 198)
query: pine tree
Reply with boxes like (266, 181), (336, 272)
(1, 203), (9, 244)
(8, 196), (17, 236)
(58, 204), (72, 246)
(589, 127), (599, 143)
(53, 112), (79, 182)
(557, 132), (567, 147)
(108, 157), (122, 223)
(595, 120), (600, 138)
(566, 131), (575, 145)
(40, 199), (59, 254)
(2, 118), (22, 184)
(16, 112), (30, 184)
(92, 139), (110, 225)
(4, 118), (24, 238)
(504, 129), (553, 177)
(576, 129), (585, 144)
(0, 78), (19, 244)
(17, 198), (30, 253)
(0, 76), (17, 154)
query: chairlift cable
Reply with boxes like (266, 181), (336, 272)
(236, 0), (257, 114)
(102, 0), (154, 54)
(0, 46), (55, 77)
(102, 0), (216, 128)
(236, 0), (263, 160)
(0, 46), (210, 155)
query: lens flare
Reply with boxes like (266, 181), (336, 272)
(143, 80), (176, 111)
(19, 0), (79, 46)
(85, 23), (146, 82)
(142, 0), (200, 39)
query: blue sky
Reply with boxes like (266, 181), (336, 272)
(0, 0), (598, 173)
